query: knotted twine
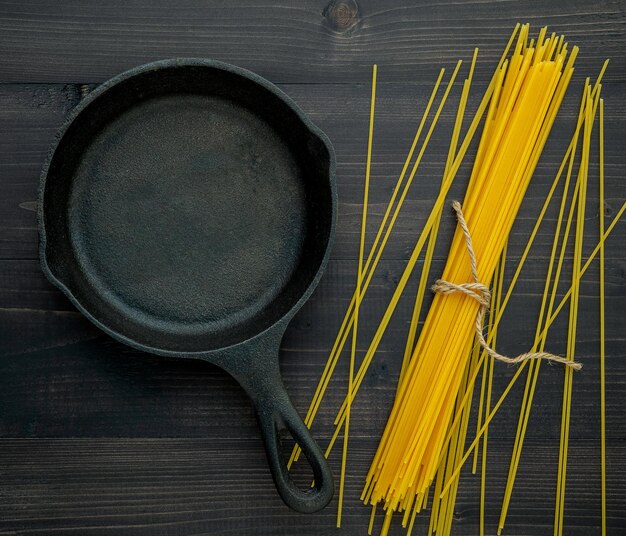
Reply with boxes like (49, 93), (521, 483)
(431, 201), (582, 371)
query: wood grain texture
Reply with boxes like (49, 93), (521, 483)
(0, 439), (624, 535)
(0, 0), (624, 84)
(1, 1), (625, 534)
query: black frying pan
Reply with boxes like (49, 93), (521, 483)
(38, 59), (336, 513)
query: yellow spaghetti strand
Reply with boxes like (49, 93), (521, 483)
(472, 339), (486, 475)
(479, 352), (493, 536)
(471, 344), (486, 472)
(337, 63), (377, 528)
(428, 447), (447, 534)
(552, 83), (594, 536)
(480, 246), (506, 536)
(406, 494), (420, 536)
(367, 504), (377, 535)
(599, 98), (606, 536)
(555, 81), (596, 536)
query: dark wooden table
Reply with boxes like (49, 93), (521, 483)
(1, 1), (624, 534)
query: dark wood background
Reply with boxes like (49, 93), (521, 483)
(1, 1), (624, 534)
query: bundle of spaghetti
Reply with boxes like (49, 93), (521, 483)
(418, 66), (625, 516)
(362, 26), (578, 531)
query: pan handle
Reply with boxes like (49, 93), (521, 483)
(229, 337), (334, 513)
(254, 378), (334, 513)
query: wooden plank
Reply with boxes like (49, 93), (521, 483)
(0, 0), (623, 84)
(0, 438), (623, 535)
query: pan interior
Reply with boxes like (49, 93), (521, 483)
(71, 92), (307, 333)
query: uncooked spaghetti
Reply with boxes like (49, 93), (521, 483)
(363, 27), (578, 533)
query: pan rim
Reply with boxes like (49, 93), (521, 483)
(38, 58), (337, 358)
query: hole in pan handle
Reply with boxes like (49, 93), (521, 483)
(255, 383), (334, 513)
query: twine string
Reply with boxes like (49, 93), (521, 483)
(432, 201), (582, 371)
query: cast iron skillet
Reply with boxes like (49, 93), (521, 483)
(38, 59), (336, 513)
